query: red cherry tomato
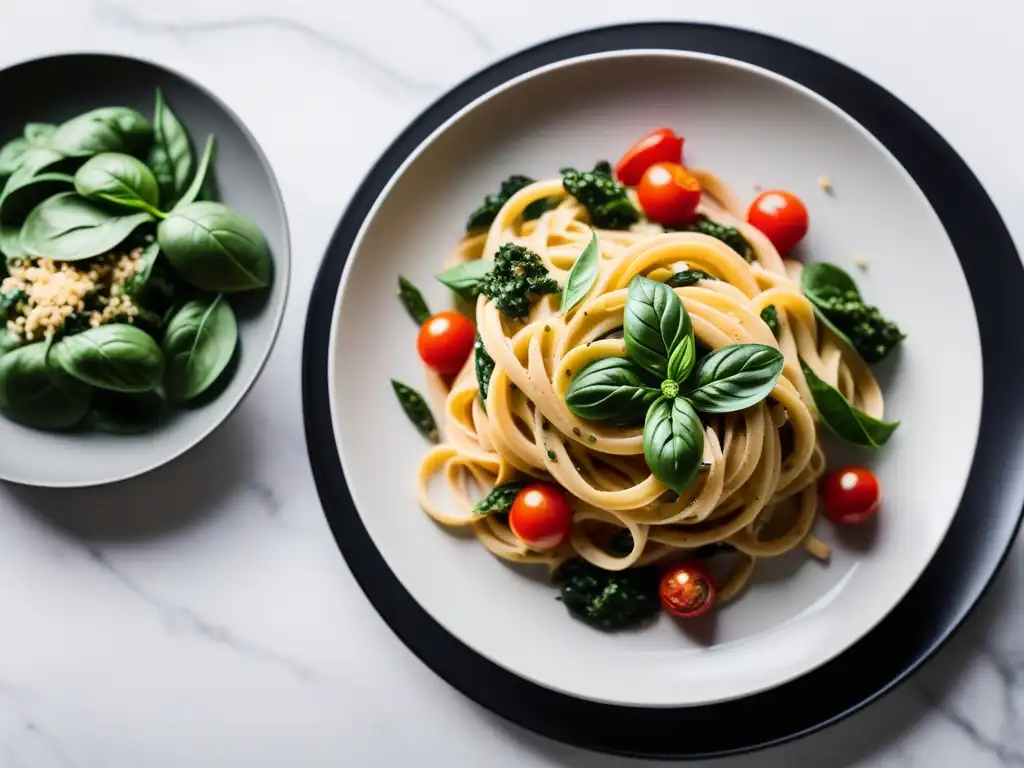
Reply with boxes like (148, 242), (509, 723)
(636, 162), (702, 227)
(417, 311), (475, 375)
(615, 128), (685, 186)
(821, 466), (881, 525)
(659, 561), (717, 619)
(509, 483), (573, 551)
(747, 190), (809, 254)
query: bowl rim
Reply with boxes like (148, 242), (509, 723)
(0, 51), (291, 489)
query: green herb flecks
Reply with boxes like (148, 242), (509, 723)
(554, 558), (661, 630)
(397, 276), (431, 325)
(391, 380), (438, 442)
(479, 243), (559, 319)
(665, 269), (717, 288)
(561, 167), (639, 230)
(474, 333), (494, 411)
(472, 482), (526, 516)
(467, 175), (554, 230)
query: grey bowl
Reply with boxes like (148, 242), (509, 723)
(0, 53), (290, 487)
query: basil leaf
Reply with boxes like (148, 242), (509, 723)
(49, 107), (152, 159)
(0, 138), (29, 177)
(560, 229), (600, 313)
(801, 262), (857, 347)
(21, 193), (153, 262)
(0, 225), (26, 260)
(642, 397), (704, 494)
(24, 123), (55, 146)
(172, 135), (214, 211)
(124, 242), (160, 298)
(397, 276), (431, 325)
(53, 324), (165, 393)
(684, 343), (784, 414)
(163, 295), (238, 402)
(391, 380), (438, 441)
(664, 269), (716, 288)
(473, 482), (526, 516)
(565, 357), (660, 424)
(158, 201), (272, 292)
(74, 152), (162, 216)
(800, 360), (899, 447)
(624, 276), (693, 381)
(148, 88), (195, 210)
(437, 260), (492, 301)
(474, 333), (494, 411)
(0, 341), (92, 429)
(0, 148), (76, 225)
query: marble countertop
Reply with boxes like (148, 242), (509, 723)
(0, 1), (1021, 765)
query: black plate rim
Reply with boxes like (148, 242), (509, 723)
(302, 22), (1024, 759)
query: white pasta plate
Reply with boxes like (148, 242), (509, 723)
(322, 49), (982, 708)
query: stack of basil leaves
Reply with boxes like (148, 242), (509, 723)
(565, 276), (785, 493)
(0, 90), (273, 433)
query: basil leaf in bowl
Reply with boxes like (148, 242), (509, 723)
(0, 341), (93, 429)
(74, 152), (162, 216)
(162, 294), (238, 403)
(53, 324), (165, 393)
(158, 201), (272, 292)
(48, 106), (152, 158)
(20, 192), (153, 261)
(147, 88), (195, 210)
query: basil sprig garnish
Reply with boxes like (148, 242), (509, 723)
(560, 229), (600, 313)
(436, 260), (492, 302)
(800, 360), (898, 447)
(566, 276), (784, 493)
(564, 357), (660, 423)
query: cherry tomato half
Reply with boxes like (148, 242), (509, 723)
(509, 483), (573, 551)
(636, 162), (702, 227)
(821, 466), (881, 525)
(659, 561), (717, 619)
(417, 311), (475, 375)
(747, 190), (809, 254)
(615, 128), (685, 186)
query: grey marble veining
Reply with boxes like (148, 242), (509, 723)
(0, 0), (1021, 765)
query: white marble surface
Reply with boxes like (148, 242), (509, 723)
(0, 0), (1021, 765)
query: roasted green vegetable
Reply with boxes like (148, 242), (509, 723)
(479, 243), (559, 319)
(554, 558), (661, 630)
(467, 175), (552, 229)
(665, 269), (717, 288)
(680, 215), (753, 261)
(560, 167), (639, 230)
(397, 276), (431, 325)
(472, 482), (526, 516)
(474, 333), (494, 410)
